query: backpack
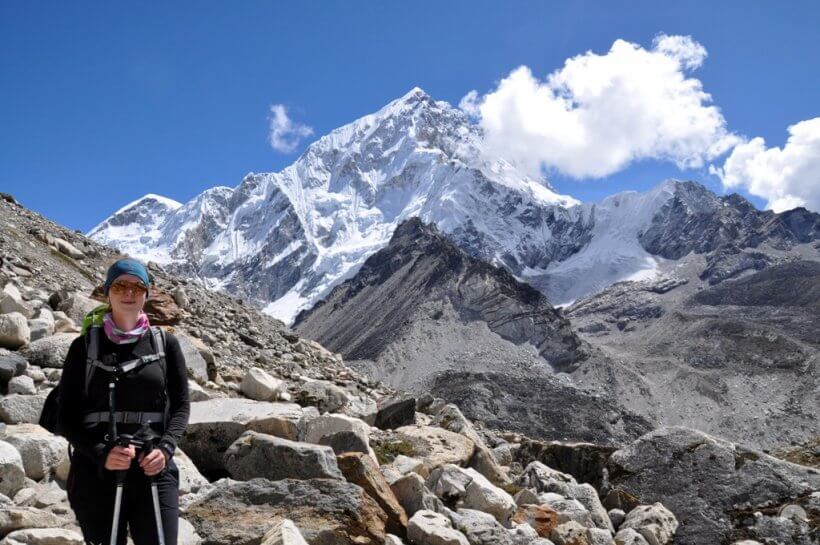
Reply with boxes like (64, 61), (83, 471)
(39, 325), (168, 436)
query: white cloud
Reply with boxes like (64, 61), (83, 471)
(712, 117), (820, 212)
(268, 104), (314, 153)
(461, 34), (739, 179)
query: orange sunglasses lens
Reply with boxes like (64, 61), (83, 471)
(109, 282), (148, 296)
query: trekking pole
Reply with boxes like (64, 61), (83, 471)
(134, 422), (166, 545)
(108, 380), (126, 545)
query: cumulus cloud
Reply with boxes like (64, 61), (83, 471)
(461, 34), (739, 179)
(711, 117), (820, 212)
(268, 104), (314, 153)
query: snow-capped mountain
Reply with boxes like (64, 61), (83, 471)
(88, 88), (818, 324)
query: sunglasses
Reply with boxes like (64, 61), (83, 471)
(109, 281), (148, 296)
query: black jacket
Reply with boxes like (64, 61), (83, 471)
(57, 329), (190, 470)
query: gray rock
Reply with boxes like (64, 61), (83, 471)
(450, 508), (514, 545)
(18, 333), (75, 368)
(390, 472), (445, 518)
(426, 464), (473, 503)
(0, 527), (85, 545)
(0, 394), (48, 425)
(180, 398), (305, 473)
(0, 313), (30, 350)
(608, 427), (819, 545)
(55, 292), (99, 327)
(586, 527), (615, 545)
(302, 412), (373, 456)
(3, 424), (68, 480)
(568, 483), (613, 532)
(184, 477), (388, 545)
(224, 431), (343, 481)
(0, 285), (33, 319)
(0, 506), (65, 537)
(7, 376), (35, 395)
(619, 503), (677, 545)
(175, 448), (209, 496)
(0, 352), (28, 384)
(27, 318), (54, 342)
(550, 521), (587, 545)
(240, 367), (285, 401)
(407, 509), (470, 545)
(613, 528), (650, 545)
(608, 508), (625, 530)
(517, 461), (577, 497)
(53, 238), (86, 260)
(0, 440), (26, 497)
(175, 334), (209, 384)
(294, 378), (348, 414)
(375, 394), (417, 430)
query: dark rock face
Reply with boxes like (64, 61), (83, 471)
(607, 427), (820, 545)
(695, 260), (820, 309)
(185, 478), (388, 545)
(639, 181), (820, 259)
(699, 246), (771, 285)
(295, 217), (587, 372)
(429, 371), (653, 446)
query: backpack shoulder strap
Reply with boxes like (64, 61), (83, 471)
(149, 326), (170, 428)
(83, 327), (101, 398)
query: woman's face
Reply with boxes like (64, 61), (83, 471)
(107, 273), (148, 314)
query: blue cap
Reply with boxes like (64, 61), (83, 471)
(104, 258), (151, 296)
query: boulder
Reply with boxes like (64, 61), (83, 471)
(3, 424), (68, 480)
(224, 431), (343, 481)
(0, 506), (65, 538)
(450, 508), (515, 545)
(144, 290), (184, 325)
(294, 378), (348, 414)
(184, 477), (388, 545)
(0, 394), (48, 425)
(390, 472), (445, 518)
(375, 394), (416, 430)
(389, 425), (475, 469)
(0, 527), (84, 544)
(337, 452), (408, 537)
(551, 521), (589, 545)
(18, 334), (75, 369)
(0, 352), (27, 385)
(0, 314), (29, 350)
(53, 238), (86, 260)
(407, 510), (470, 545)
(241, 367), (285, 401)
(0, 285), (33, 319)
(607, 427), (819, 545)
(517, 461), (578, 497)
(461, 467), (517, 525)
(618, 503), (677, 545)
(7, 376), (35, 395)
(180, 398), (305, 473)
(302, 412), (374, 459)
(0, 440), (26, 497)
(56, 293), (99, 328)
(174, 448), (209, 496)
(175, 334), (209, 384)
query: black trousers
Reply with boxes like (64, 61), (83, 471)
(67, 454), (180, 545)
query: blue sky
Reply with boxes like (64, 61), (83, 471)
(2, 1), (819, 232)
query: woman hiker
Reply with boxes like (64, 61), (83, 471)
(57, 258), (190, 545)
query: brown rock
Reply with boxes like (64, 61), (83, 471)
(145, 289), (184, 325)
(337, 451), (408, 537)
(185, 477), (387, 545)
(512, 504), (559, 538)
